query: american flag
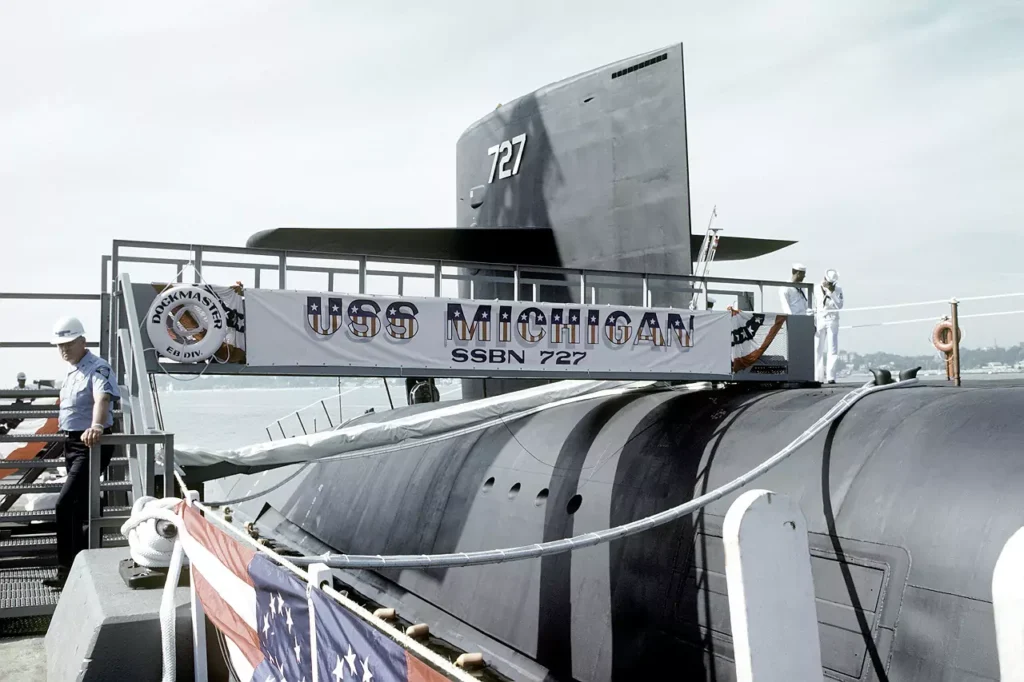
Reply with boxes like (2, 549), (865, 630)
(307, 297), (345, 337)
(310, 589), (452, 682)
(348, 301), (381, 338)
(446, 304), (490, 342)
(175, 503), (455, 682)
(176, 502), (312, 681)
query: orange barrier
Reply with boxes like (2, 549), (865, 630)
(0, 398), (60, 481)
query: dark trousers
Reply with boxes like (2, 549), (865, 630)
(55, 428), (114, 573)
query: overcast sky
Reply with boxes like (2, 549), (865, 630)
(1, 1), (1021, 383)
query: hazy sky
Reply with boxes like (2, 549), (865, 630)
(1, 1), (1022, 383)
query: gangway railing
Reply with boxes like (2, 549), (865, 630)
(0, 420), (174, 543)
(263, 379), (464, 441)
(105, 238), (811, 315)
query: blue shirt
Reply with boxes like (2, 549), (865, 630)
(58, 351), (120, 431)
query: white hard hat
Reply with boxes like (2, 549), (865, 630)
(16, 372), (25, 380)
(825, 269), (839, 284)
(792, 263), (806, 272)
(50, 316), (86, 345)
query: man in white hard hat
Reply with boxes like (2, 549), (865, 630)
(44, 316), (120, 589)
(14, 372), (26, 389)
(814, 269), (844, 384)
(779, 263), (810, 316)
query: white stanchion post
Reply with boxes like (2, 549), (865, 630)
(724, 489), (822, 682)
(186, 490), (208, 682)
(307, 562), (332, 682)
(993, 526), (1024, 681)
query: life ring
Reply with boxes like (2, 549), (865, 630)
(931, 319), (962, 353)
(145, 284), (228, 363)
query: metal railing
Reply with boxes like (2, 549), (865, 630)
(262, 379), (464, 441)
(97, 237), (818, 383)
(105, 238), (813, 312)
(0, 428), (173, 551)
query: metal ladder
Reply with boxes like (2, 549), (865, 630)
(0, 388), (132, 619)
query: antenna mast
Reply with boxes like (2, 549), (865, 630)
(690, 206), (722, 310)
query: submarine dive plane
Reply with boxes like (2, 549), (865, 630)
(186, 44), (1017, 681)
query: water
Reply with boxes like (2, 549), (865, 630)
(158, 382), (461, 450)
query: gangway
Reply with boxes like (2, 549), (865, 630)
(98, 238), (815, 385)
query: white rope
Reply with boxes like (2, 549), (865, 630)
(284, 377), (920, 570)
(120, 498), (189, 682)
(842, 292), (1024, 313)
(121, 495), (185, 567)
(841, 309), (1024, 330)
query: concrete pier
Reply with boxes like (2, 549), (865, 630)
(45, 548), (194, 682)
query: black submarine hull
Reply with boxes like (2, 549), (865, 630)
(219, 380), (1016, 681)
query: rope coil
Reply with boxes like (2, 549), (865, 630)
(120, 496), (188, 682)
(121, 496), (186, 568)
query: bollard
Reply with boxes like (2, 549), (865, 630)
(993, 526), (1024, 681)
(724, 489), (822, 682)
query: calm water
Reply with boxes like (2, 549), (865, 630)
(158, 373), (1024, 451)
(159, 382), (462, 450)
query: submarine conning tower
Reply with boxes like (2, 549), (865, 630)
(245, 43), (800, 399)
(453, 43), (792, 398)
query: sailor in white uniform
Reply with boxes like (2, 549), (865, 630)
(779, 263), (810, 315)
(45, 316), (120, 588)
(814, 269), (844, 384)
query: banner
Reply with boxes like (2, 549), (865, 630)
(731, 311), (790, 376)
(244, 289), (735, 376)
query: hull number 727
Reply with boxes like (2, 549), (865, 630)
(487, 134), (527, 183)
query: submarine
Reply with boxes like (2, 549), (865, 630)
(213, 44), (1016, 681)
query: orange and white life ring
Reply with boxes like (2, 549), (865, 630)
(932, 319), (962, 353)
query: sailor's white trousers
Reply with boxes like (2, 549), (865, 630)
(815, 318), (840, 383)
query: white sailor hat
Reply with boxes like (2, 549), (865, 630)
(825, 269), (839, 283)
(792, 263), (806, 272)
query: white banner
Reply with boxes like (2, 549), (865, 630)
(244, 289), (735, 376)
